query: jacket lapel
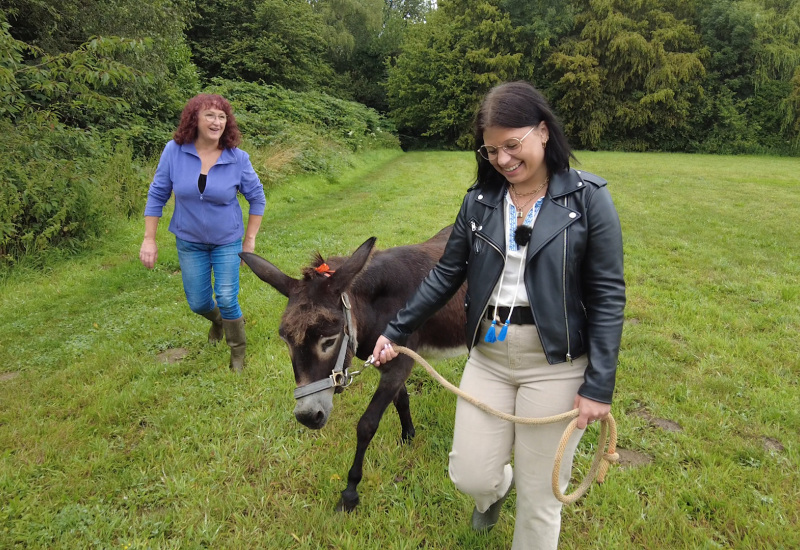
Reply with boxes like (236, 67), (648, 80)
(527, 169), (582, 260)
(475, 184), (506, 255)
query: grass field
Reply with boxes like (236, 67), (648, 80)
(1, 150), (798, 549)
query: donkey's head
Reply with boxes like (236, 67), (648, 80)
(240, 237), (376, 429)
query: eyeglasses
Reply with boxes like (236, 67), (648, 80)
(477, 126), (538, 160)
(202, 112), (228, 123)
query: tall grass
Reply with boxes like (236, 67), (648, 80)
(0, 150), (798, 549)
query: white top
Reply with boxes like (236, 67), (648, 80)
(488, 193), (544, 308)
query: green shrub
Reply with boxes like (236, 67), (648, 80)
(200, 79), (399, 187)
(0, 117), (148, 267)
(206, 79), (399, 151)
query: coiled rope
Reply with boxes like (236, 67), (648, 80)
(393, 345), (619, 504)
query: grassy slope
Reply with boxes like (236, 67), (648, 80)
(0, 150), (798, 549)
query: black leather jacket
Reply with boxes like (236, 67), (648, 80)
(384, 168), (626, 403)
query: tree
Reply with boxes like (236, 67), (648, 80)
(1, 0), (199, 127)
(309, 0), (385, 102)
(749, 0), (800, 151)
(547, 0), (706, 150)
(387, 0), (526, 147)
(311, 0), (383, 71)
(342, 0), (434, 111)
(499, 0), (577, 87)
(186, 0), (333, 92)
(783, 67), (800, 149)
(691, 0), (800, 152)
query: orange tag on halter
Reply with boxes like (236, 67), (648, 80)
(315, 263), (335, 277)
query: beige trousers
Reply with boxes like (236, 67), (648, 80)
(448, 319), (587, 550)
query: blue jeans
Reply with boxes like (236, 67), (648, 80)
(175, 237), (243, 320)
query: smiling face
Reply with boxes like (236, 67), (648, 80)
(482, 124), (550, 192)
(196, 107), (227, 146)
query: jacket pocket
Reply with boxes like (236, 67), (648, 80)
(468, 217), (483, 249)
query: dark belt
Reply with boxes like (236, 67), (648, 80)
(486, 306), (535, 325)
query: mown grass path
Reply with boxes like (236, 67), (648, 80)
(1, 150), (798, 548)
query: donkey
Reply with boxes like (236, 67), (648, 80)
(239, 225), (467, 512)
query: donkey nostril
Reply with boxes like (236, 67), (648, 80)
(296, 408), (327, 429)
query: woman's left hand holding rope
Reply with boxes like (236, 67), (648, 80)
(573, 395), (610, 430)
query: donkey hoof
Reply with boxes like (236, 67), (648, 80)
(335, 493), (359, 513)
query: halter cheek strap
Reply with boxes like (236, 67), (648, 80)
(293, 293), (359, 399)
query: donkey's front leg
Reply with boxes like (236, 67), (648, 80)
(336, 361), (413, 512)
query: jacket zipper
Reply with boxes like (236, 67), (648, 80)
(562, 196), (572, 363)
(477, 231), (504, 258)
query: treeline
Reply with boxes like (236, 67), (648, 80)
(389, 0), (800, 153)
(1, 0), (799, 265)
(4, 0), (798, 154)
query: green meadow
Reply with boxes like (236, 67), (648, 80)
(1, 150), (798, 549)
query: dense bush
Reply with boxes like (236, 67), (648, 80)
(1, 0), (200, 136)
(0, 118), (147, 266)
(205, 79), (399, 183)
(207, 79), (398, 150)
(0, 17), (155, 268)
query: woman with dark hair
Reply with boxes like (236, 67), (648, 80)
(140, 94), (266, 372)
(371, 81), (625, 548)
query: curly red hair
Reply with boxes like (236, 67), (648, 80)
(173, 93), (242, 149)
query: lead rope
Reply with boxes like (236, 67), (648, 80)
(388, 345), (619, 504)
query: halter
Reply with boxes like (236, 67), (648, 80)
(293, 292), (361, 399)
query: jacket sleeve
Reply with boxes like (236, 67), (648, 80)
(143, 141), (175, 217)
(578, 185), (626, 403)
(383, 194), (472, 344)
(238, 150), (266, 216)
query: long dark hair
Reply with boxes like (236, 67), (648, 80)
(173, 93), (242, 149)
(474, 82), (575, 189)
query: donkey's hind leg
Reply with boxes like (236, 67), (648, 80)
(393, 384), (415, 443)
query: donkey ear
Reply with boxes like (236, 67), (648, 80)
(240, 252), (298, 297)
(328, 237), (377, 294)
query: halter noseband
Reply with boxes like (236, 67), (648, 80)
(293, 292), (359, 400)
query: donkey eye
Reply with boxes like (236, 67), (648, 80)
(320, 336), (338, 354)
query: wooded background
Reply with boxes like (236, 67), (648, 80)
(3, 0), (799, 152)
(1, 0), (799, 264)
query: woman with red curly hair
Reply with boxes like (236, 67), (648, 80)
(140, 94), (266, 372)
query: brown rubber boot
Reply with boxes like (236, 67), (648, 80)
(222, 317), (246, 372)
(200, 306), (224, 344)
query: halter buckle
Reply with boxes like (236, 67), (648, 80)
(330, 370), (347, 387)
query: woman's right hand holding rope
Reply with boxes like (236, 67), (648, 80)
(371, 335), (398, 366)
